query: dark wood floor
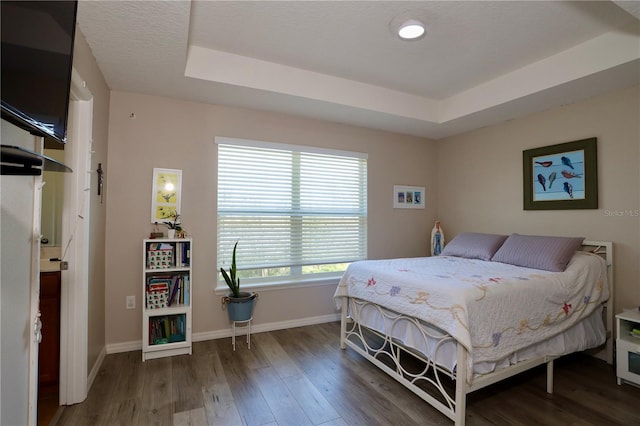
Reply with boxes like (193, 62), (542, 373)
(55, 322), (640, 426)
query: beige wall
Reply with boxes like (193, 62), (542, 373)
(103, 83), (638, 348)
(437, 85), (640, 313)
(72, 28), (111, 370)
(105, 91), (438, 345)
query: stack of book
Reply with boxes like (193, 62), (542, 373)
(146, 274), (190, 307)
(149, 315), (186, 345)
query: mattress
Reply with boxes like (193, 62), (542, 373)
(352, 300), (605, 376)
(335, 251), (609, 375)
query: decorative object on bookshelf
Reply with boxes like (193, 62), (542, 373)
(150, 222), (164, 239)
(147, 243), (174, 269)
(163, 212), (182, 238)
(220, 241), (257, 322)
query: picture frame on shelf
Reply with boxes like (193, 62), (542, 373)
(151, 168), (182, 222)
(393, 185), (425, 209)
(523, 138), (597, 210)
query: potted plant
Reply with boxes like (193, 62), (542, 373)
(220, 241), (257, 322)
(163, 212), (182, 238)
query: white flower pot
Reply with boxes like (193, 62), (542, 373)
(167, 229), (176, 238)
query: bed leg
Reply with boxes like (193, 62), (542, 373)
(454, 344), (467, 426)
(546, 359), (554, 394)
(340, 298), (347, 349)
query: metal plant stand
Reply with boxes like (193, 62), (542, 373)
(232, 318), (252, 350)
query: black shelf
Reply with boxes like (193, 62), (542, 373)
(1, 145), (72, 175)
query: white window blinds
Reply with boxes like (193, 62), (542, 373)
(217, 138), (367, 282)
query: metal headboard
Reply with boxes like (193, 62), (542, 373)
(582, 240), (614, 364)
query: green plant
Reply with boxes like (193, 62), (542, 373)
(220, 241), (241, 297)
(163, 212), (182, 230)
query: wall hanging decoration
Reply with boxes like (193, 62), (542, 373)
(151, 168), (182, 222)
(96, 163), (104, 204)
(523, 138), (597, 210)
(393, 185), (425, 209)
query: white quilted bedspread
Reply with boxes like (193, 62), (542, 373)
(334, 252), (608, 369)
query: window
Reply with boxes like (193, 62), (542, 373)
(216, 137), (367, 289)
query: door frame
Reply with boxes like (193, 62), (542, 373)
(58, 69), (93, 405)
(28, 138), (45, 426)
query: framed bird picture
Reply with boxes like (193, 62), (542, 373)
(523, 138), (597, 210)
(151, 168), (182, 222)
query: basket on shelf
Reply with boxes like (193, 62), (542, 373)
(147, 249), (173, 269)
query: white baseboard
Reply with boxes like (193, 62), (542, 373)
(193, 312), (340, 342)
(105, 313), (341, 354)
(87, 346), (106, 391)
(105, 340), (142, 354)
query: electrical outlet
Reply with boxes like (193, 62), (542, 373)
(126, 295), (135, 310)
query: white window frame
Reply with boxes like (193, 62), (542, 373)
(215, 137), (367, 294)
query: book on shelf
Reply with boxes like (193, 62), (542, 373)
(174, 241), (191, 268)
(168, 275), (180, 306)
(146, 273), (189, 307)
(182, 242), (190, 267)
(175, 243), (182, 267)
(149, 314), (186, 345)
(184, 275), (190, 305)
(147, 273), (189, 308)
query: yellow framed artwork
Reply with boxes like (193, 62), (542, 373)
(151, 168), (182, 222)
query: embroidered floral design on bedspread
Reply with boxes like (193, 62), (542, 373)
(492, 332), (502, 346)
(333, 253), (609, 368)
(477, 290), (603, 350)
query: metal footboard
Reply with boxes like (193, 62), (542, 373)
(340, 297), (468, 424)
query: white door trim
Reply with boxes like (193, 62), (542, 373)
(28, 138), (45, 426)
(58, 69), (93, 405)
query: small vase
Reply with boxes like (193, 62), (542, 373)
(167, 229), (176, 239)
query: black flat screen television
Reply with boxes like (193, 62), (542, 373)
(1, 1), (78, 144)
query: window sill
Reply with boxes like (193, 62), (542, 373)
(214, 276), (340, 296)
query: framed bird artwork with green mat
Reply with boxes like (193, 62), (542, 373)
(523, 138), (598, 210)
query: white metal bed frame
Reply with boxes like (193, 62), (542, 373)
(339, 241), (613, 426)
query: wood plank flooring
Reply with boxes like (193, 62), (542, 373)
(55, 322), (640, 426)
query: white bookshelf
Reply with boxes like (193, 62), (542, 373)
(142, 238), (192, 361)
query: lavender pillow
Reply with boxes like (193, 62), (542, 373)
(490, 234), (584, 272)
(440, 232), (508, 261)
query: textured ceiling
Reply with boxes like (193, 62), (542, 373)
(76, 1), (640, 139)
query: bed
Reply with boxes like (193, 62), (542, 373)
(334, 233), (613, 426)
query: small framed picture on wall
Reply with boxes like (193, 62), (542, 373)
(393, 185), (425, 209)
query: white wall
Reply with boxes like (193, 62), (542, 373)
(0, 121), (39, 425)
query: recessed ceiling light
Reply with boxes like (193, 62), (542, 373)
(398, 19), (425, 40)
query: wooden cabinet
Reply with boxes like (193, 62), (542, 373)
(142, 238), (192, 361)
(38, 271), (61, 397)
